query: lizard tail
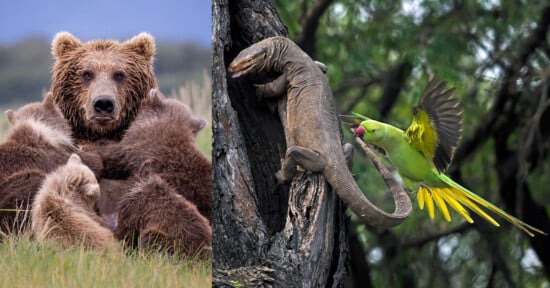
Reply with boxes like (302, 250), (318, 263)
(417, 175), (546, 237)
(324, 141), (413, 228)
(325, 165), (411, 228)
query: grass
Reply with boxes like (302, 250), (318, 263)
(173, 69), (212, 158)
(0, 233), (211, 288)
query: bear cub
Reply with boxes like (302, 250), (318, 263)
(116, 162), (211, 258)
(0, 93), (102, 234)
(31, 154), (115, 249)
(100, 89), (211, 220)
(1, 92), (77, 179)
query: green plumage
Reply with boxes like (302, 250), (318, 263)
(347, 77), (545, 237)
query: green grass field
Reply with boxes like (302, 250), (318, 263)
(0, 75), (213, 287)
(0, 234), (211, 287)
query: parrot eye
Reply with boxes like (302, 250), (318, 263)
(371, 129), (376, 133)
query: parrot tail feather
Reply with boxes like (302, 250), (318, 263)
(417, 175), (547, 237)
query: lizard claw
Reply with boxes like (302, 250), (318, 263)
(275, 169), (291, 184)
(253, 84), (268, 101)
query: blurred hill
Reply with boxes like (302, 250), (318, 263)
(0, 37), (210, 107)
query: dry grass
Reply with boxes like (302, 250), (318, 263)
(0, 233), (211, 288)
(171, 69), (212, 157)
(0, 206), (211, 288)
(0, 107), (10, 141)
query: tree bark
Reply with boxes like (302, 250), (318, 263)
(212, 0), (348, 287)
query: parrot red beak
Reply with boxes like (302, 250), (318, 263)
(354, 126), (366, 138)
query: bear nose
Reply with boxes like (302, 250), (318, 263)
(93, 96), (115, 113)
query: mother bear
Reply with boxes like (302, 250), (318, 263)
(51, 32), (156, 144)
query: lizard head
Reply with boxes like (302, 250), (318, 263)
(228, 45), (268, 78)
(358, 120), (386, 143)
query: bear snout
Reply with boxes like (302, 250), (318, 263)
(86, 94), (120, 125)
(93, 96), (116, 114)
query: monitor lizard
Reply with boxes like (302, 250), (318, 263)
(228, 36), (412, 227)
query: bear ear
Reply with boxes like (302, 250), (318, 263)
(68, 153), (82, 165)
(5, 110), (15, 125)
(191, 117), (207, 134)
(52, 32), (82, 58)
(42, 92), (55, 108)
(148, 88), (163, 105)
(125, 32), (156, 59)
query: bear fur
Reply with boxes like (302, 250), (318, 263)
(50, 32), (157, 144)
(0, 93), (102, 234)
(0, 169), (45, 234)
(95, 178), (130, 230)
(31, 154), (115, 249)
(45, 33), (211, 255)
(115, 165), (211, 258)
(98, 89), (211, 220)
(1, 92), (77, 178)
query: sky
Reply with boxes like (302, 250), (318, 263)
(0, 0), (211, 46)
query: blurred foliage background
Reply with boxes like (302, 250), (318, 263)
(0, 37), (212, 156)
(273, 0), (550, 287)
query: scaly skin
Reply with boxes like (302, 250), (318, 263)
(228, 37), (412, 228)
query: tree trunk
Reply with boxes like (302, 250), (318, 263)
(212, 0), (348, 287)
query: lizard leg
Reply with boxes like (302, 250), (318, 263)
(286, 145), (327, 172)
(254, 74), (287, 101)
(276, 154), (297, 184)
(275, 146), (327, 184)
(342, 143), (354, 170)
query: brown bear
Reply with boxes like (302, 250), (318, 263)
(31, 154), (115, 249)
(2, 92), (77, 178)
(50, 32), (156, 144)
(0, 93), (102, 234)
(48, 33), (211, 255)
(98, 89), (211, 220)
(116, 164), (211, 258)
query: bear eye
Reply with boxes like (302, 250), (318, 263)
(113, 71), (125, 82)
(82, 71), (94, 81)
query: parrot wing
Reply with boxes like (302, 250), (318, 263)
(405, 77), (462, 173)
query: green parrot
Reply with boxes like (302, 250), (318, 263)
(345, 77), (545, 237)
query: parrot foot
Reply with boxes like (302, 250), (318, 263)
(343, 143), (354, 170)
(415, 182), (432, 194)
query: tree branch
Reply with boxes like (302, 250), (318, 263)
(295, 0), (335, 57)
(377, 61), (412, 119)
(452, 4), (550, 168)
